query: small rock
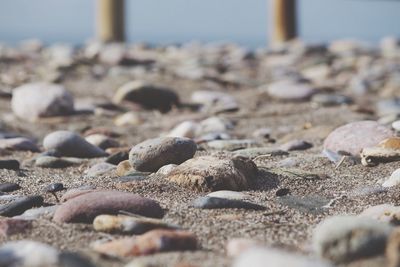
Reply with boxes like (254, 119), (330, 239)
(359, 204), (400, 225)
(0, 240), (59, 267)
(0, 218), (32, 237)
(11, 82), (74, 122)
(85, 162), (116, 177)
(264, 80), (315, 101)
(313, 215), (393, 263)
(92, 229), (197, 257)
(156, 164), (177, 176)
(167, 121), (198, 138)
(43, 131), (107, 158)
(0, 137), (39, 152)
(226, 238), (261, 257)
(114, 112), (144, 127)
(191, 90), (239, 113)
(323, 120), (393, 157)
(129, 137), (197, 172)
(0, 159), (20, 170)
(191, 196), (265, 210)
(277, 157), (298, 168)
(361, 147), (400, 166)
(59, 252), (97, 267)
(206, 190), (249, 200)
(382, 168), (400, 187)
(0, 183), (20, 192)
(311, 93), (352, 106)
(379, 137), (400, 150)
(113, 81), (179, 113)
(85, 134), (119, 150)
(197, 116), (234, 135)
(233, 247), (332, 267)
(116, 160), (134, 176)
(14, 205), (58, 220)
(106, 151), (129, 165)
(275, 188), (291, 197)
(279, 139), (313, 151)
(392, 120), (400, 132)
(53, 191), (164, 223)
(44, 183), (65, 193)
(93, 214), (179, 234)
(167, 155), (258, 191)
(0, 196), (44, 217)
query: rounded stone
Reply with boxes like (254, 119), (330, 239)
(43, 131), (107, 158)
(11, 82), (74, 122)
(323, 121), (393, 157)
(53, 191), (164, 223)
(167, 155), (258, 192)
(265, 80), (315, 101)
(129, 137), (197, 172)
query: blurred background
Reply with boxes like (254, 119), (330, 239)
(0, 0), (399, 48)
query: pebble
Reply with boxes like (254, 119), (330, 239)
(167, 121), (198, 139)
(106, 151), (129, 165)
(379, 137), (400, 150)
(191, 196), (265, 210)
(112, 80), (180, 113)
(233, 147), (288, 158)
(207, 190), (249, 200)
(167, 155), (258, 191)
(0, 196), (44, 217)
(92, 229), (197, 257)
(226, 238), (261, 257)
(277, 157), (298, 168)
(14, 205), (58, 220)
(0, 182), (20, 192)
(277, 195), (330, 214)
(156, 164), (177, 175)
(0, 240), (59, 267)
(279, 139), (313, 151)
(116, 160), (134, 176)
(264, 80), (315, 101)
(392, 120), (400, 132)
(382, 168), (400, 187)
(60, 188), (98, 202)
(206, 139), (258, 151)
(191, 90), (239, 113)
(59, 252), (97, 267)
(313, 215), (393, 263)
(323, 120), (393, 157)
(44, 183), (65, 193)
(275, 188), (291, 197)
(114, 111), (144, 127)
(0, 218), (32, 237)
(361, 147), (400, 166)
(311, 93), (352, 106)
(35, 156), (84, 168)
(198, 116), (234, 134)
(85, 162), (116, 177)
(359, 204), (400, 225)
(0, 159), (20, 170)
(93, 214), (179, 234)
(85, 134), (119, 150)
(53, 191), (164, 223)
(11, 82), (74, 122)
(0, 137), (39, 152)
(129, 137), (197, 172)
(43, 130), (107, 158)
(233, 247), (332, 267)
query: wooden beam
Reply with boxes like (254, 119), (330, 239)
(97, 0), (125, 42)
(270, 0), (297, 45)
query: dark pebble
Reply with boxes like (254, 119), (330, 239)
(105, 151), (129, 165)
(191, 196), (265, 210)
(0, 183), (20, 193)
(59, 252), (97, 267)
(44, 183), (65, 193)
(276, 188), (290, 197)
(0, 196), (44, 217)
(0, 160), (20, 170)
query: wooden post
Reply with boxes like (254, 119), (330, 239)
(97, 0), (125, 42)
(270, 0), (297, 45)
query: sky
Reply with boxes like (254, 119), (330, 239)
(0, 0), (399, 48)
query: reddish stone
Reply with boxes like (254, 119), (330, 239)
(0, 218), (32, 237)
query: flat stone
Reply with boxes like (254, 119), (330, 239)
(0, 196), (44, 217)
(11, 82), (74, 122)
(206, 190), (250, 200)
(0, 240), (59, 267)
(53, 191), (164, 223)
(167, 155), (258, 192)
(167, 121), (198, 139)
(106, 151), (129, 165)
(59, 252), (97, 267)
(265, 80), (315, 101)
(233, 147), (288, 158)
(113, 80), (179, 113)
(311, 93), (352, 106)
(43, 131), (107, 158)
(233, 247), (332, 267)
(0, 183), (20, 192)
(35, 156), (84, 168)
(85, 162), (116, 178)
(313, 215), (393, 263)
(92, 229), (197, 257)
(378, 137), (400, 150)
(0, 137), (39, 152)
(85, 134), (119, 150)
(277, 195), (330, 214)
(129, 137), (197, 172)
(279, 139), (313, 151)
(323, 121), (393, 157)
(93, 214), (179, 234)
(191, 196), (265, 210)
(382, 168), (400, 187)
(0, 159), (20, 170)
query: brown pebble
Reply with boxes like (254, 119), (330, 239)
(0, 218), (32, 237)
